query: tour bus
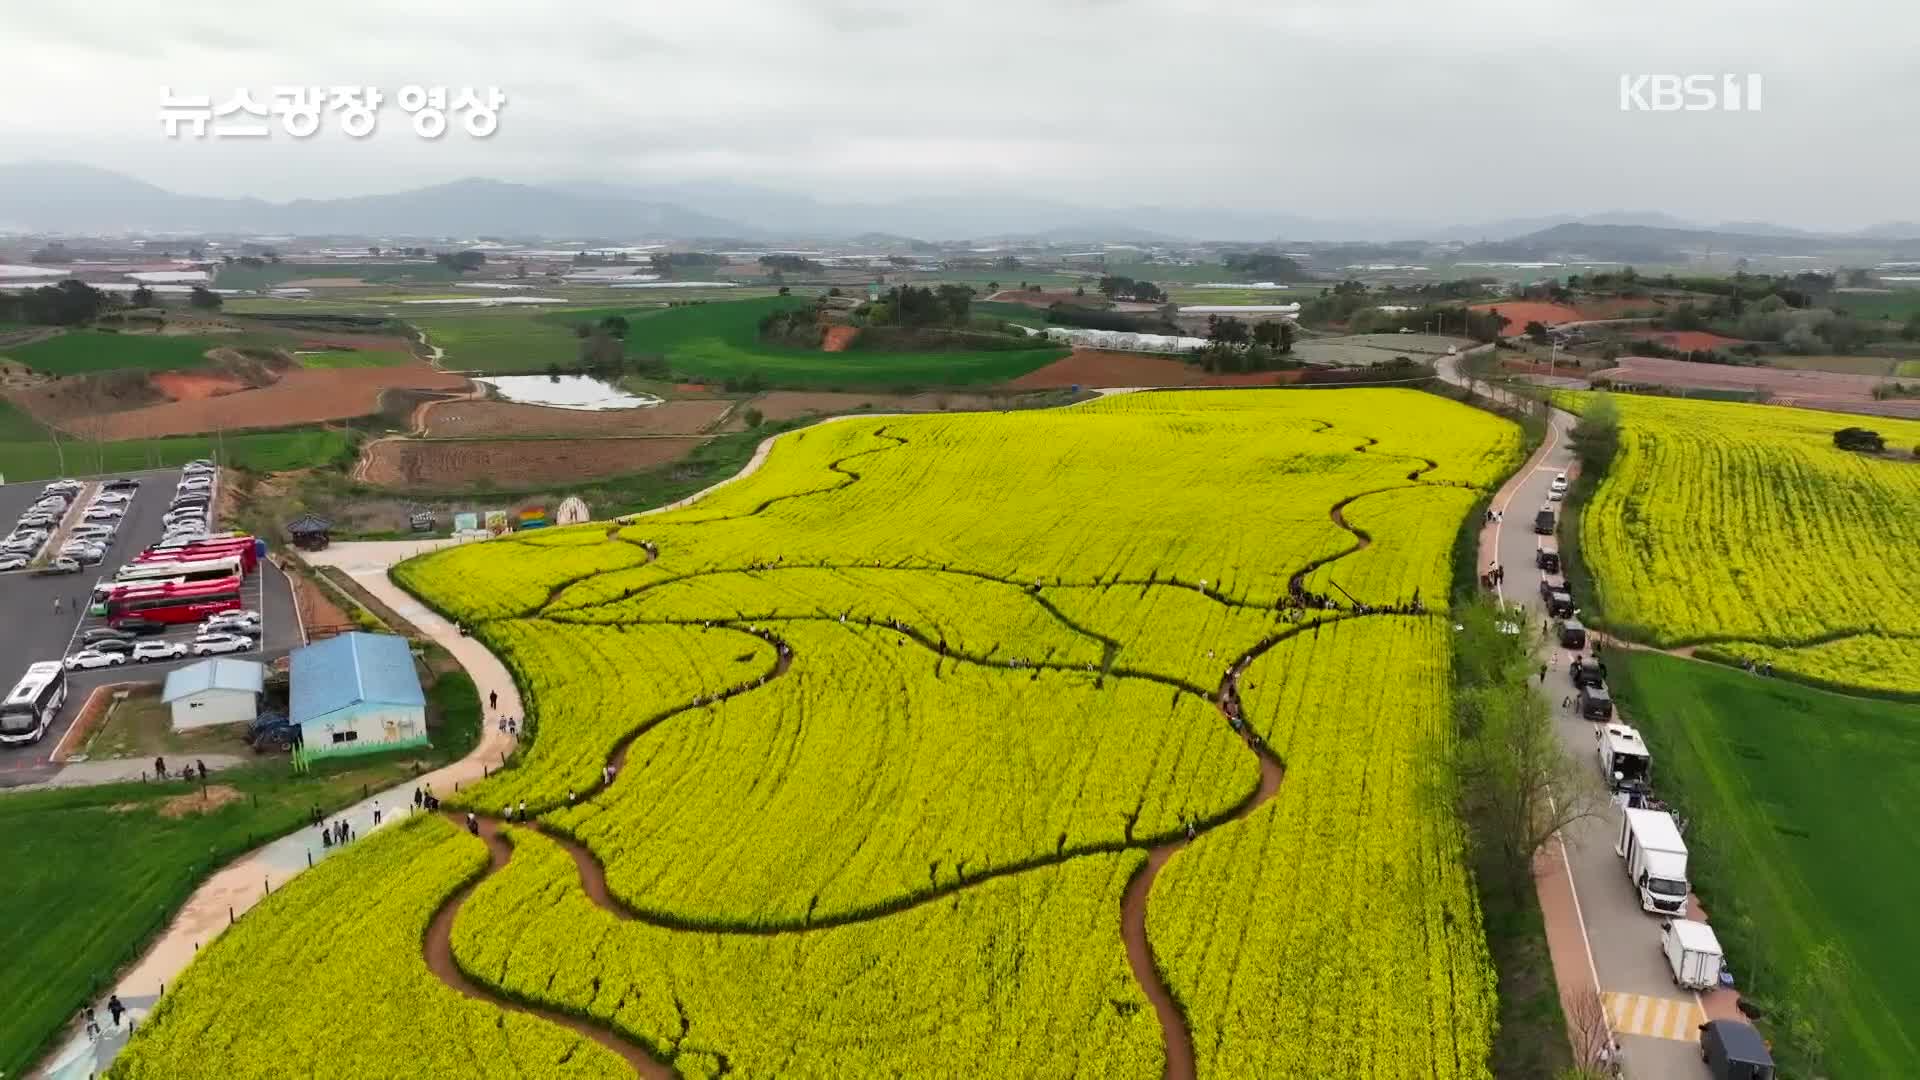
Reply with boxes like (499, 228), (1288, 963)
(114, 554), (242, 587)
(0, 661), (68, 745)
(138, 536), (259, 574)
(105, 577), (243, 626)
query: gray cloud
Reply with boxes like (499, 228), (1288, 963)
(1, 0), (1911, 230)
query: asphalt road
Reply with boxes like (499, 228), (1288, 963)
(0, 468), (301, 787)
(1475, 381), (1711, 1079)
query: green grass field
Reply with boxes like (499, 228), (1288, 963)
(610, 296), (1068, 388)
(1168, 286), (1308, 305)
(0, 428), (351, 482)
(0, 331), (215, 375)
(292, 349), (409, 369)
(409, 310), (585, 372)
(1828, 289), (1920, 321)
(1898, 359), (1920, 378)
(1607, 652), (1920, 1077)
(0, 681), (478, 1080)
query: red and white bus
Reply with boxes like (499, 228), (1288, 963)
(138, 536), (259, 574)
(105, 576), (243, 626)
(93, 556), (245, 612)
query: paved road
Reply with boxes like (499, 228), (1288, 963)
(0, 468), (301, 787)
(1448, 359), (1731, 1078)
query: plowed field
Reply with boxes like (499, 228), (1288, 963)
(93, 362), (469, 437)
(361, 436), (707, 489)
(421, 399), (732, 438)
(1008, 350), (1297, 388)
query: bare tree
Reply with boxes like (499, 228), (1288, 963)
(1565, 986), (1618, 1076)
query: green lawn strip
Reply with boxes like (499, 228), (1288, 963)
(0, 428), (352, 482)
(1606, 651), (1920, 1077)
(1, 332), (217, 375)
(0, 674), (478, 1079)
(292, 349), (408, 369)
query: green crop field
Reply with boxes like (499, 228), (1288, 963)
(0, 331), (215, 375)
(0, 428), (351, 483)
(1898, 359), (1920, 378)
(608, 296), (1068, 388)
(1828, 289), (1920, 321)
(1607, 653), (1920, 1077)
(409, 310), (588, 372)
(1761, 353), (1907, 377)
(293, 349), (410, 369)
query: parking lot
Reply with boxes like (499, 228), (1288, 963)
(0, 467), (303, 785)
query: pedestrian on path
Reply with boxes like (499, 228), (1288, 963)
(154, 756), (167, 780)
(107, 994), (124, 1028)
(83, 1004), (100, 1040)
(466, 812), (479, 836)
(196, 759), (207, 781)
(53, 596), (62, 615)
(372, 801), (381, 826)
(1538, 664), (1547, 684)
(489, 689), (499, 710)
(518, 799), (526, 821)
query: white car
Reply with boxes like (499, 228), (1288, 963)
(92, 490), (131, 504)
(84, 506), (126, 521)
(65, 649), (128, 670)
(203, 609), (263, 632)
(191, 633), (255, 656)
(0, 555), (27, 572)
(133, 640), (189, 663)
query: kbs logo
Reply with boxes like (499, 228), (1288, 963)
(1618, 74), (1763, 112)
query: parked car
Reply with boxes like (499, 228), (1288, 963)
(133, 640), (189, 663)
(88, 638), (135, 655)
(184, 459), (215, 470)
(203, 609), (263, 632)
(68, 525), (115, 541)
(65, 649), (128, 670)
(33, 557), (82, 575)
(103, 476), (141, 490)
(247, 709), (297, 752)
(81, 627), (134, 645)
(191, 633), (255, 656)
(62, 545), (106, 566)
(1698, 1019), (1774, 1080)
(84, 506), (126, 521)
(92, 490), (131, 504)
(0, 555), (27, 572)
(109, 618), (169, 636)
(43, 478), (84, 493)
(170, 495), (211, 509)
(18, 514), (58, 529)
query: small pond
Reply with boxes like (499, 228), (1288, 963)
(474, 375), (663, 411)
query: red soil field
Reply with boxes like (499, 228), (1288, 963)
(91, 361), (468, 438)
(150, 372), (250, 401)
(1469, 302), (1583, 333)
(1649, 331), (1747, 352)
(1008, 350), (1298, 389)
(820, 325), (859, 352)
(421, 399), (731, 438)
(362, 437), (707, 489)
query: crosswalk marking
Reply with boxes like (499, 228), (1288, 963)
(1604, 991), (1706, 1042)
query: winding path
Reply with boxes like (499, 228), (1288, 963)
(408, 410), (1467, 1077)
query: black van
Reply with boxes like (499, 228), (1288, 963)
(1558, 618), (1587, 650)
(1577, 684), (1613, 721)
(1535, 547), (1561, 573)
(1546, 590), (1575, 618)
(1569, 657), (1608, 689)
(1533, 507), (1555, 535)
(1698, 1019), (1774, 1080)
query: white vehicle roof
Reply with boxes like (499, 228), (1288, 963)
(1625, 807), (1685, 849)
(1667, 918), (1720, 954)
(1600, 722), (1649, 758)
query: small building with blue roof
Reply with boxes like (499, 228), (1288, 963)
(289, 631), (427, 757)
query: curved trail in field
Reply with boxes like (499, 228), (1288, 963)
(416, 411), (1470, 1077)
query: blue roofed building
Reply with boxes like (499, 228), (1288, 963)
(289, 632), (427, 757)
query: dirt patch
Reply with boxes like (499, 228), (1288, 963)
(422, 399), (731, 438)
(1649, 330), (1747, 352)
(1007, 350), (1297, 389)
(4, 370), (166, 423)
(158, 784), (244, 818)
(820, 325), (859, 352)
(1470, 301), (1584, 334)
(289, 567), (356, 638)
(1596, 355), (1920, 418)
(93, 361), (469, 438)
(361, 437), (708, 489)
(151, 371), (251, 401)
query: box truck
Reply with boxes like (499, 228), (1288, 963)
(1661, 918), (1724, 990)
(1618, 807), (1690, 915)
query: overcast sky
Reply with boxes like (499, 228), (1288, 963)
(1, 0), (1912, 229)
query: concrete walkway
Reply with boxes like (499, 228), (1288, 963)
(17, 753), (249, 791)
(39, 537), (516, 1079)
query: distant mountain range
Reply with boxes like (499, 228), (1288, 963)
(2, 161), (1918, 250)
